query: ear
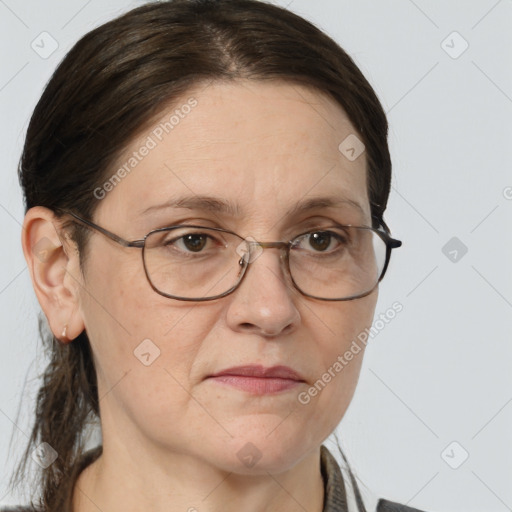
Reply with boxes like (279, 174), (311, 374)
(21, 206), (85, 343)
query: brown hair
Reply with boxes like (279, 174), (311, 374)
(12, 0), (391, 510)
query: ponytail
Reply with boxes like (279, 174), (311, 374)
(9, 316), (100, 511)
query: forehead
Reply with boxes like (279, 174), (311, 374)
(97, 80), (369, 226)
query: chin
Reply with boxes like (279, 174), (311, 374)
(208, 424), (315, 475)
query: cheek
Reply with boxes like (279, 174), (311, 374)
(314, 291), (377, 365)
(78, 251), (156, 383)
(302, 292), (377, 427)
(80, 249), (223, 398)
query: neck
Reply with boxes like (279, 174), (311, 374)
(73, 443), (325, 512)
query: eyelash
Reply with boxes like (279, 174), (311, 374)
(160, 228), (350, 255)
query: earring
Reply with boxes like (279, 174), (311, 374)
(61, 324), (68, 339)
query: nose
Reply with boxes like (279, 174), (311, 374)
(225, 247), (301, 337)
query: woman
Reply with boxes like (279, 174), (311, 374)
(6, 1), (427, 511)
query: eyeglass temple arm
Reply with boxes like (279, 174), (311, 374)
(63, 210), (144, 248)
(380, 231), (402, 249)
(375, 217), (402, 249)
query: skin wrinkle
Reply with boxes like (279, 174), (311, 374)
(27, 80), (378, 512)
(140, 195), (367, 225)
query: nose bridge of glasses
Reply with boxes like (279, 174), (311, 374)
(255, 241), (289, 249)
(246, 240), (290, 260)
(237, 239), (290, 267)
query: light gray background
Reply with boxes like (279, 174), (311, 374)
(1, 1), (511, 511)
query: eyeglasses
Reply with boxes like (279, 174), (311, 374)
(63, 210), (402, 302)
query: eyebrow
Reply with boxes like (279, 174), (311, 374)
(285, 196), (366, 218)
(141, 194), (366, 219)
(141, 195), (242, 216)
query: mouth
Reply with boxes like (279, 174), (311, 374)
(206, 365), (306, 395)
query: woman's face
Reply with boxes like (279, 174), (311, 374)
(73, 80), (377, 473)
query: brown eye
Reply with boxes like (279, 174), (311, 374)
(292, 230), (348, 254)
(180, 234), (208, 252)
(308, 232), (332, 251)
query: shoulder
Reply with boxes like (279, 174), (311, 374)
(320, 444), (433, 512)
(377, 498), (430, 511)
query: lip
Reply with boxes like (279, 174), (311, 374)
(206, 365), (305, 395)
